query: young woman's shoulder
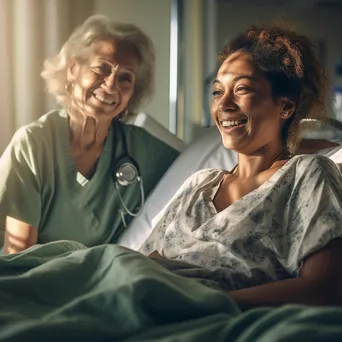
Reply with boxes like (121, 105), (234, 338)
(291, 153), (341, 179)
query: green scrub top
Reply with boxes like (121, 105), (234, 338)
(0, 109), (179, 247)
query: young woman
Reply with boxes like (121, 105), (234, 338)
(142, 24), (342, 309)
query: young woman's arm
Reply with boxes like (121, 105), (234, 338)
(228, 239), (342, 310)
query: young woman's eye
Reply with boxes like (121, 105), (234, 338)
(236, 86), (251, 93)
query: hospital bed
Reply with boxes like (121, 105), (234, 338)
(1, 114), (342, 341)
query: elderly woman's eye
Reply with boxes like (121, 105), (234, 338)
(212, 89), (222, 96)
(119, 74), (133, 84)
(93, 65), (111, 75)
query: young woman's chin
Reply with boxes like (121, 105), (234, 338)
(221, 137), (244, 152)
(220, 129), (250, 151)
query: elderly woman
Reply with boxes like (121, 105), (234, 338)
(0, 15), (179, 254)
(141, 24), (342, 309)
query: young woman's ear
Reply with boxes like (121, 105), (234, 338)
(280, 98), (296, 119)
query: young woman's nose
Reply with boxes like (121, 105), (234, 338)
(218, 91), (237, 112)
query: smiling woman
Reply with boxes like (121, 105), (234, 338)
(68, 40), (138, 125)
(211, 51), (289, 156)
(140, 24), (342, 309)
(0, 15), (180, 254)
(64, 39), (142, 179)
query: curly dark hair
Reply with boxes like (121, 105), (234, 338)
(218, 24), (329, 153)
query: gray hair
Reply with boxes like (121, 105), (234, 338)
(41, 15), (155, 117)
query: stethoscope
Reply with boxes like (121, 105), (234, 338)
(111, 120), (144, 228)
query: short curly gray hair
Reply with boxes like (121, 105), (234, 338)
(41, 15), (155, 116)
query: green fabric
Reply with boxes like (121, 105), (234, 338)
(0, 242), (341, 341)
(0, 109), (179, 246)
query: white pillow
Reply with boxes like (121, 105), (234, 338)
(126, 112), (186, 152)
(117, 127), (342, 250)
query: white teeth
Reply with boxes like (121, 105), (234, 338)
(222, 120), (245, 127)
(94, 94), (115, 105)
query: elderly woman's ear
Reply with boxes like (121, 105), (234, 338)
(66, 60), (78, 83)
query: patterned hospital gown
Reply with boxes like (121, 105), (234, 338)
(140, 154), (342, 290)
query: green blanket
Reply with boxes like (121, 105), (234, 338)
(0, 241), (342, 341)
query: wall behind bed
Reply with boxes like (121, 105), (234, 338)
(0, 0), (94, 155)
(184, 0), (342, 144)
(216, 1), (342, 93)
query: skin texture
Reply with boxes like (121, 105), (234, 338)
(3, 40), (139, 255)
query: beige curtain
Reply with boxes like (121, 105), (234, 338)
(0, 0), (94, 154)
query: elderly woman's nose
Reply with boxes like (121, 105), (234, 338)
(102, 72), (117, 93)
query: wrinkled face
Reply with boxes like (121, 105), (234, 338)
(211, 51), (286, 154)
(67, 39), (139, 121)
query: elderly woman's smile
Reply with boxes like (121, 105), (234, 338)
(93, 93), (116, 105)
(89, 90), (117, 108)
(69, 39), (139, 119)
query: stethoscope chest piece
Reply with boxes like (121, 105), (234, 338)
(115, 161), (140, 186)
